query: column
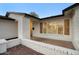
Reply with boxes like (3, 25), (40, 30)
(72, 7), (79, 50)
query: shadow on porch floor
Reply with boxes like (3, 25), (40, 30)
(32, 37), (75, 50)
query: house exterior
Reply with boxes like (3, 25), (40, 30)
(0, 3), (79, 54)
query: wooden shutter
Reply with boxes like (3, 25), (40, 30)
(40, 22), (43, 33)
(64, 19), (70, 35)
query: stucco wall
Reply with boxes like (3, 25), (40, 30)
(30, 17), (40, 35)
(7, 39), (20, 48)
(0, 19), (18, 39)
(32, 22), (40, 34)
(22, 16), (31, 39)
(72, 6), (79, 50)
(8, 14), (24, 39)
(9, 13), (31, 39)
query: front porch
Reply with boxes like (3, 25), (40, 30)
(32, 37), (75, 50)
(0, 38), (79, 55)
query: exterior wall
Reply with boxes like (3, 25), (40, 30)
(33, 16), (72, 42)
(32, 22), (40, 34)
(0, 19), (18, 39)
(0, 39), (7, 53)
(31, 18), (40, 36)
(72, 6), (79, 50)
(9, 14), (31, 39)
(7, 39), (20, 48)
(8, 14), (24, 39)
(22, 16), (31, 39)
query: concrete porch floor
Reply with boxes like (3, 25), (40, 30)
(32, 37), (75, 50)
(0, 44), (43, 55)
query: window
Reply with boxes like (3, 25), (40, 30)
(58, 25), (63, 34)
(42, 22), (64, 34)
(48, 23), (57, 34)
(41, 19), (70, 35)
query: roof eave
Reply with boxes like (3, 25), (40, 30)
(0, 15), (15, 21)
(6, 12), (40, 20)
(63, 3), (79, 14)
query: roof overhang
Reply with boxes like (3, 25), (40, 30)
(63, 3), (79, 14)
(6, 12), (40, 20)
(0, 15), (15, 21)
